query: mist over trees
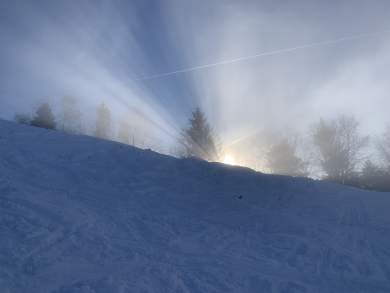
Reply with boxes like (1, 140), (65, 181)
(95, 103), (111, 140)
(312, 116), (369, 183)
(10, 99), (390, 192)
(266, 138), (308, 177)
(60, 96), (83, 134)
(231, 114), (388, 192)
(360, 160), (389, 192)
(378, 126), (390, 170)
(118, 117), (132, 145)
(30, 102), (56, 130)
(11, 98), (157, 150)
(14, 113), (31, 125)
(180, 108), (219, 161)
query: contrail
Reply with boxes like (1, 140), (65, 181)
(136, 29), (389, 81)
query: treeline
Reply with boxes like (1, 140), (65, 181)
(14, 101), (390, 192)
(267, 116), (390, 192)
(180, 109), (390, 193)
(14, 97), (150, 147)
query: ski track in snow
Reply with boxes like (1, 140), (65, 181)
(1, 120), (390, 292)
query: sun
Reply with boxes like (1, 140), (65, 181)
(222, 153), (236, 165)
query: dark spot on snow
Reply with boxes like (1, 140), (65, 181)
(237, 195), (243, 199)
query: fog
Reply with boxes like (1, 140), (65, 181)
(0, 0), (389, 168)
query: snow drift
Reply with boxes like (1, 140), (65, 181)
(1, 119), (390, 293)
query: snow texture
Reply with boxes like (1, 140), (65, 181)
(1, 119), (390, 292)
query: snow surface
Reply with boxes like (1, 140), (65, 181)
(1, 119), (390, 293)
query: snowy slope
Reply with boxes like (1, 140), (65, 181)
(1, 120), (390, 293)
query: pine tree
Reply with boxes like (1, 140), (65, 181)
(30, 102), (56, 130)
(181, 107), (219, 161)
(95, 103), (111, 140)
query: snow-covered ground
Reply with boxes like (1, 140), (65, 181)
(1, 119), (390, 293)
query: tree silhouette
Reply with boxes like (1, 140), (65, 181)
(378, 125), (390, 171)
(30, 102), (56, 130)
(266, 138), (307, 177)
(181, 108), (219, 161)
(312, 116), (368, 183)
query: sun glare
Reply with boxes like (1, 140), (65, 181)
(222, 154), (236, 165)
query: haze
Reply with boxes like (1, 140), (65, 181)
(0, 0), (389, 166)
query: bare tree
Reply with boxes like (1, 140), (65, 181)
(312, 115), (368, 183)
(266, 138), (308, 177)
(378, 125), (390, 170)
(181, 107), (219, 161)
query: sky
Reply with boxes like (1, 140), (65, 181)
(0, 0), (389, 155)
